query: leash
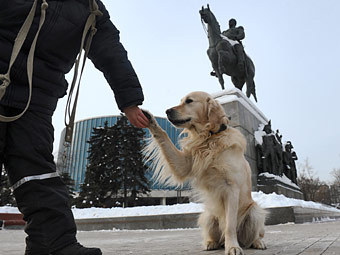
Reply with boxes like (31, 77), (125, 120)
(0, 0), (48, 122)
(0, 0), (102, 144)
(64, 0), (102, 143)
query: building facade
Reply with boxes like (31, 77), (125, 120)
(57, 115), (190, 204)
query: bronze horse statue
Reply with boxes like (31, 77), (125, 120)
(199, 5), (257, 101)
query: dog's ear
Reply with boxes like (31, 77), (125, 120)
(207, 97), (229, 133)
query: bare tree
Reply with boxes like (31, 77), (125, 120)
(297, 158), (323, 202)
(329, 168), (340, 207)
(330, 168), (340, 185)
(315, 184), (331, 205)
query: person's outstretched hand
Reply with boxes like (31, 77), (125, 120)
(123, 105), (149, 128)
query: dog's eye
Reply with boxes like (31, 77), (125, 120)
(185, 99), (193, 104)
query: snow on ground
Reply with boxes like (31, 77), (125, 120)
(0, 206), (20, 214)
(1, 191), (339, 219)
(72, 202), (203, 219)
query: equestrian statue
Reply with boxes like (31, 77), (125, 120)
(199, 5), (257, 101)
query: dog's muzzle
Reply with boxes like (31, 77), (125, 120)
(166, 108), (191, 126)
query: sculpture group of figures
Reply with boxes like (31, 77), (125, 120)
(255, 121), (298, 184)
(199, 5), (257, 101)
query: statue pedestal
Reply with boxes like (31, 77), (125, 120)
(257, 173), (304, 199)
(213, 88), (267, 190)
(212, 89), (302, 199)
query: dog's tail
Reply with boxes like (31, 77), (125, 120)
(237, 202), (267, 248)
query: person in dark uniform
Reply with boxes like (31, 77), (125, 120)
(0, 0), (149, 254)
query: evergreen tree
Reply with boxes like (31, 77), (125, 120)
(77, 121), (122, 208)
(76, 116), (150, 208)
(113, 115), (150, 207)
(0, 167), (16, 206)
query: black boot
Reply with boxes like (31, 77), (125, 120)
(51, 242), (102, 255)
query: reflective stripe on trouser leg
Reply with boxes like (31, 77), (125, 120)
(11, 172), (60, 190)
(3, 107), (76, 253)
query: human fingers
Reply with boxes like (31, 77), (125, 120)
(137, 110), (149, 128)
(131, 115), (148, 128)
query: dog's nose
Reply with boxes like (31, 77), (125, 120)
(166, 108), (173, 116)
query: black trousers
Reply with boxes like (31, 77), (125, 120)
(0, 106), (77, 254)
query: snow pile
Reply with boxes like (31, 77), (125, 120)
(212, 88), (268, 124)
(252, 191), (339, 212)
(1, 192), (339, 219)
(254, 123), (266, 146)
(71, 191), (339, 219)
(0, 206), (20, 214)
(72, 203), (203, 219)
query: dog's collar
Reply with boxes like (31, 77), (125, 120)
(209, 124), (227, 136)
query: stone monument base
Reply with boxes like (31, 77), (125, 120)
(213, 89), (303, 199)
(257, 173), (304, 199)
(213, 88), (268, 191)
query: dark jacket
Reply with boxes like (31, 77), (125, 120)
(0, 0), (144, 115)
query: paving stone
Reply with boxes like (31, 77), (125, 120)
(0, 221), (339, 255)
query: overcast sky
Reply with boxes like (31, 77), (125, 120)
(52, 0), (340, 183)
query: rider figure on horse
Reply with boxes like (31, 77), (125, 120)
(200, 5), (257, 101)
(222, 18), (246, 72)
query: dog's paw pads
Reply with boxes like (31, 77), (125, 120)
(226, 246), (244, 255)
(141, 109), (156, 126)
(141, 110), (152, 121)
(252, 239), (266, 250)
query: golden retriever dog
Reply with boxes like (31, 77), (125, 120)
(143, 91), (266, 255)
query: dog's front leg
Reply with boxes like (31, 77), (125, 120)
(144, 110), (192, 181)
(224, 188), (243, 255)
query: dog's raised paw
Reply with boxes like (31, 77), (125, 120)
(142, 109), (162, 135)
(141, 109), (156, 126)
(141, 109), (152, 121)
(226, 246), (244, 255)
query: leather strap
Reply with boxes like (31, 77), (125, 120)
(209, 123), (227, 136)
(0, 0), (103, 144)
(0, 0), (49, 122)
(64, 0), (103, 143)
